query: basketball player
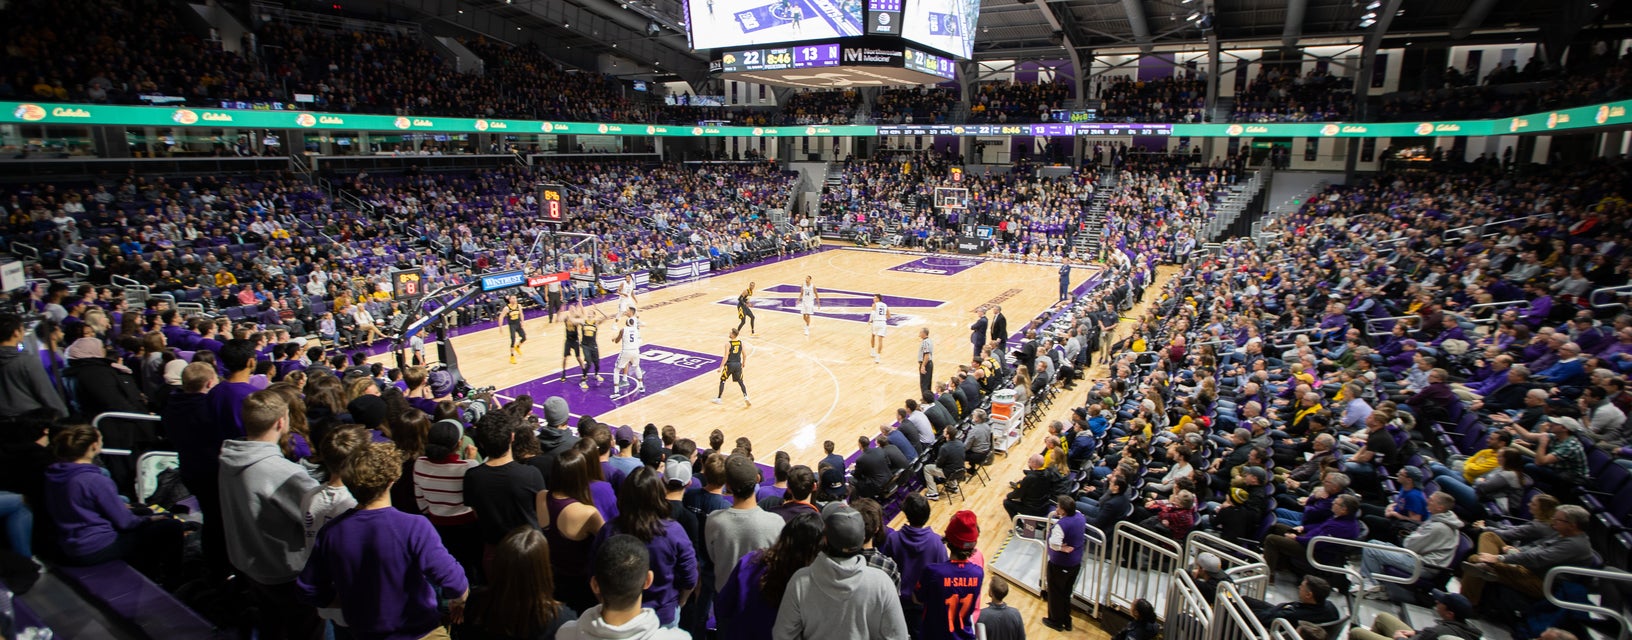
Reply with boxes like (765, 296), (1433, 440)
(799, 275), (820, 336)
(502, 294), (526, 364)
(578, 307), (607, 389)
(869, 293), (890, 363)
(613, 308), (645, 393)
(617, 274), (638, 316)
(790, 4), (803, 28)
(735, 281), (757, 336)
(560, 302), (585, 383)
(712, 327), (749, 406)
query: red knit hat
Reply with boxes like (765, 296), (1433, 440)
(944, 510), (980, 551)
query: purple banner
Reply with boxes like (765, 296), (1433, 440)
(498, 345), (722, 420)
(887, 256), (981, 276)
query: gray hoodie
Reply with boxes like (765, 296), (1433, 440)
(556, 607), (690, 640)
(773, 553), (907, 640)
(219, 438), (320, 584)
(0, 346), (67, 417)
(1402, 509), (1464, 568)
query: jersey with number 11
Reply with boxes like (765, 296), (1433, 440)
(915, 560), (984, 640)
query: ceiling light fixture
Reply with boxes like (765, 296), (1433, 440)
(1186, 11), (1201, 21)
(1358, 18), (1375, 27)
(1362, 12), (1375, 19)
(1365, 0), (1380, 8)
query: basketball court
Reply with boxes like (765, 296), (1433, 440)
(391, 247), (1101, 469)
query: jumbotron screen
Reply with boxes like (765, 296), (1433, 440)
(900, 0), (980, 59)
(685, 0), (866, 50)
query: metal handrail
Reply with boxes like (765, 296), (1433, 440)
(110, 274), (140, 288)
(1542, 566), (1632, 640)
(1267, 618), (1303, 640)
(1442, 213), (1550, 240)
(62, 258), (91, 277)
(9, 242), (39, 259)
(1164, 569), (1214, 640)
(1590, 284), (1632, 313)
(1183, 531), (1269, 599)
(1304, 535), (1423, 587)
(92, 411), (165, 457)
(1209, 581), (1272, 640)
(990, 514), (1054, 597)
(1365, 314), (1416, 337)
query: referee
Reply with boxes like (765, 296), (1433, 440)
(713, 327), (750, 406)
(918, 327), (934, 400)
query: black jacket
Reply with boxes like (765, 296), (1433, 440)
(62, 358), (146, 421)
(989, 314), (1008, 344)
(1007, 469), (1053, 517)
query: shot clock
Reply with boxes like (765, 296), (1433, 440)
(538, 183), (566, 224)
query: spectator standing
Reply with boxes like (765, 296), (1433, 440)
(595, 466), (697, 628)
(1043, 496), (1086, 632)
(556, 534), (690, 640)
(705, 455), (785, 589)
(218, 390), (323, 640)
(463, 410), (546, 548)
(0, 313), (68, 417)
(773, 504), (908, 640)
(461, 528), (579, 640)
(914, 510), (984, 640)
(881, 493), (947, 637)
(296, 441), (469, 640)
(716, 512), (824, 640)
(976, 579), (1025, 640)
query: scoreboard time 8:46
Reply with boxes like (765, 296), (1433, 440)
(538, 183), (566, 224)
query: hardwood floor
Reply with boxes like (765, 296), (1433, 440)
(369, 247), (1171, 639)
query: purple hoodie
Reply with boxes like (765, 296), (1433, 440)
(881, 525), (948, 599)
(716, 549), (776, 640)
(43, 462), (143, 558)
(296, 507), (469, 640)
(593, 519), (697, 625)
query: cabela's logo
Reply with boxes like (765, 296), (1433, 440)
(475, 119), (490, 131)
(1547, 112), (1561, 129)
(1597, 105), (1611, 125)
(296, 113), (318, 127)
(806, 127), (817, 135)
(752, 127), (764, 136)
(394, 117), (412, 130)
(13, 104), (46, 121)
(1508, 117), (1527, 133)
(541, 122), (555, 133)
(692, 127), (704, 136)
(172, 109), (199, 125)
(598, 124), (609, 134)
(1320, 124), (1340, 137)
(1414, 122), (1434, 136)
(1225, 124), (1245, 136)
(647, 126), (657, 135)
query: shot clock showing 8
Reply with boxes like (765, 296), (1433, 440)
(538, 183), (566, 224)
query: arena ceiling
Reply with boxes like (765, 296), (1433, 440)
(374, 0), (1632, 83)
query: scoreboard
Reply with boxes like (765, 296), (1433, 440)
(718, 43), (843, 73)
(538, 183), (566, 224)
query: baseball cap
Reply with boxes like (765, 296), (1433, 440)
(640, 436), (666, 468)
(1196, 552), (1223, 575)
(820, 503), (866, 555)
(820, 466), (848, 499)
(1430, 590), (1474, 620)
(613, 425), (636, 446)
(664, 458), (693, 489)
(943, 510), (979, 552)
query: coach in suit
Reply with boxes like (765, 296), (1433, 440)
(989, 306), (1008, 355)
(970, 308), (989, 361)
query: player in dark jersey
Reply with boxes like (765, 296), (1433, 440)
(735, 281), (757, 336)
(578, 308), (607, 389)
(502, 294), (526, 364)
(712, 327), (749, 406)
(560, 302), (584, 383)
(915, 510), (984, 640)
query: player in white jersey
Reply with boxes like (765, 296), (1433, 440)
(799, 275), (820, 336)
(616, 274), (638, 315)
(868, 293), (890, 363)
(613, 307), (645, 393)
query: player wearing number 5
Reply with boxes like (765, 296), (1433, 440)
(712, 327), (750, 407)
(914, 510), (984, 640)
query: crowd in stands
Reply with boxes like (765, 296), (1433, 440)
(1096, 77), (1208, 123)
(969, 81), (1074, 124)
(1229, 68), (1354, 123)
(1375, 50), (1632, 123)
(872, 87), (960, 124)
(774, 89), (862, 125)
(820, 151), (1102, 259)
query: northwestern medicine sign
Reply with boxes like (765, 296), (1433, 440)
(7, 100), (1632, 139)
